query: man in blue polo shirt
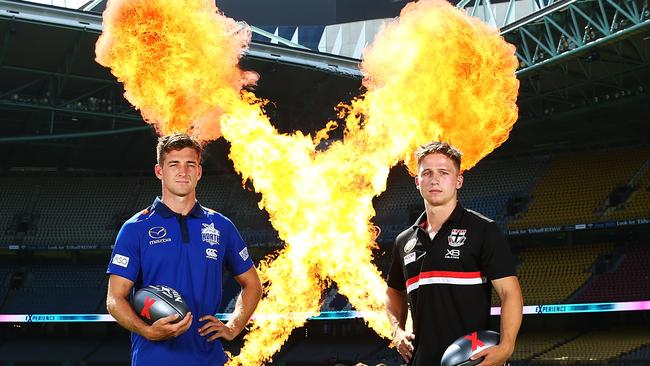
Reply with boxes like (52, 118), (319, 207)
(106, 133), (262, 366)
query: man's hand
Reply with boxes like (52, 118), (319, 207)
(471, 344), (513, 366)
(393, 327), (415, 363)
(198, 315), (239, 341)
(144, 312), (193, 341)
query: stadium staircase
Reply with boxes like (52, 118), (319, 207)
(598, 156), (650, 221)
(617, 344), (650, 364)
(604, 159), (650, 222)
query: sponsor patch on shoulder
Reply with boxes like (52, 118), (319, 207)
(404, 252), (416, 265)
(112, 254), (130, 268)
(239, 248), (249, 261)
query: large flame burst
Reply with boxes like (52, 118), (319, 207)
(96, 0), (519, 365)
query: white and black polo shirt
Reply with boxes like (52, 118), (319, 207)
(387, 202), (517, 366)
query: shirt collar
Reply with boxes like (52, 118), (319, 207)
(151, 197), (205, 219)
(411, 201), (464, 231)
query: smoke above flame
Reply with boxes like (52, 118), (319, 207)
(96, 0), (519, 365)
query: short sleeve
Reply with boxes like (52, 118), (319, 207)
(224, 221), (254, 276)
(480, 222), (517, 280)
(107, 222), (141, 282)
(386, 238), (406, 291)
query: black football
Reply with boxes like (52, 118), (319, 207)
(132, 285), (190, 325)
(440, 330), (500, 366)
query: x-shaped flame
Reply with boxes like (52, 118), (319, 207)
(96, 0), (519, 364)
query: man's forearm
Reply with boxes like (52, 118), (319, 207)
(386, 288), (408, 335)
(226, 285), (262, 334)
(499, 290), (523, 351)
(108, 295), (150, 338)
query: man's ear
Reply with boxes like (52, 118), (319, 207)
(415, 175), (420, 190)
(456, 173), (464, 189)
(154, 164), (163, 180)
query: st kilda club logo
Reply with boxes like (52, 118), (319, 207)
(448, 229), (467, 247)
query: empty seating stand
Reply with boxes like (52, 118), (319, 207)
(510, 147), (650, 230)
(534, 326), (650, 363)
(573, 244), (650, 303)
(511, 243), (613, 306)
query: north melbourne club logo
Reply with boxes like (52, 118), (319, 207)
(201, 223), (220, 245)
(448, 229), (467, 247)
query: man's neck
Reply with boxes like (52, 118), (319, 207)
(161, 192), (196, 216)
(424, 200), (457, 233)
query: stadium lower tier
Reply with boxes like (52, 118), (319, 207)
(1, 316), (649, 366)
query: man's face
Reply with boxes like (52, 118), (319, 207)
(415, 152), (463, 208)
(155, 147), (202, 198)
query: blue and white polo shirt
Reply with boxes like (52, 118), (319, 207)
(107, 197), (254, 366)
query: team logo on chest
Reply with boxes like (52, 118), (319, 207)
(201, 223), (220, 245)
(448, 229), (467, 247)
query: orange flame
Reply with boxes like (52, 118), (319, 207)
(95, 0), (257, 140)
(95, 0), (519, 364)
(354, 0), (520, 174)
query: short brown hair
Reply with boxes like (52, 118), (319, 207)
(156, 133), (203, 164)
(414, 141), (462, 171)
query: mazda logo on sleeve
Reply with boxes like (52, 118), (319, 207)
(148, 226), (167, 239)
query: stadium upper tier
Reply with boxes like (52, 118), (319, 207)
(1, 145), (649, 248)
(509, 146), (650, 230)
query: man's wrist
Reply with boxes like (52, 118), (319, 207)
(499, 340), (515, 354)
(391, 326), (403, 339)
(225, 321), (243, 336)
(139, 325), (152, 340)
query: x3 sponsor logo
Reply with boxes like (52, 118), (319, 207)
(445, 248), (460, 259)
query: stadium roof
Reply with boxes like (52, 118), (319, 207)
(1, 0), (649, 173)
